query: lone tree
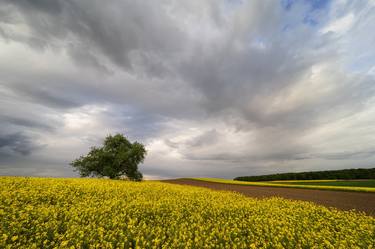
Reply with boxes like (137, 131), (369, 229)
(71, 134), (146, 181)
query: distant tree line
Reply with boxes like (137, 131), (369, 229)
(234, 168), (375, 182)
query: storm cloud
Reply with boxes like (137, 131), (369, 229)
(0, 0), (375, 179)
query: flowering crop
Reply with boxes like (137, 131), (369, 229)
(194, 178), (375, 192)
(0, 177), (374, 248)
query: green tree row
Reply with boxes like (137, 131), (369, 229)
(234, 168), (375, 182)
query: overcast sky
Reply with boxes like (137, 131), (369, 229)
(0, 0), (374, 179)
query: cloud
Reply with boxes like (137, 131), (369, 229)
(0, 133), (41, 156)
(0, 0), (186, 72)
(321, 12), (354, 34)
(0, 0), (374, 178)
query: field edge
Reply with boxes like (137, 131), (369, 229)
(189, 178), (375, 193)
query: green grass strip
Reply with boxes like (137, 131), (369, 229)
(191, 178), (375, 193)
(270, 180), (375, 188)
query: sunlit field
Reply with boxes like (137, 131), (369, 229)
(193, 178), (375, 192)
(271, 179), (375, 188)
(1, 177), (374, 248)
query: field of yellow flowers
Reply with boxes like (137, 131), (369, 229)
(1, 177), (374, 248)
(193, 178), (375, 192)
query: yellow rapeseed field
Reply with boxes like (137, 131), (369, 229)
(0, 177), (374, 248)
(193, 178), (375, 193)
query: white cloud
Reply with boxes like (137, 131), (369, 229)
(321, 12), (354, 34)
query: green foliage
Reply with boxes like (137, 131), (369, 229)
(70, 134), (146, 181)
(193, 178), (375, 192)
(234, 168), (375, 182)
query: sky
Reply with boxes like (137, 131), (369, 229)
(0, 0), (375, 179)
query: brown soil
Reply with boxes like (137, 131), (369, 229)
(163, 179), (375, 216)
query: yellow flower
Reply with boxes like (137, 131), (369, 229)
(0, 176), (374, 249)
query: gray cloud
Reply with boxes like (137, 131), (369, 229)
(310, 150), (375, 161)
(0, 133), (41, 156)
(0, 0), (375, 179)
(0, 0), (185, 72)
(2, 116), (54, 131)
(11, 83), (81, 109)
(187, 130), (220, 148)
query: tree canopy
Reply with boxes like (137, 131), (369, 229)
(71, 134), (146, 181)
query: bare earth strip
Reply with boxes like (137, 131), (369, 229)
(163, 179), (375, 216)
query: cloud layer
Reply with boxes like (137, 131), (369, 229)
(0, 0), (375, 179)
